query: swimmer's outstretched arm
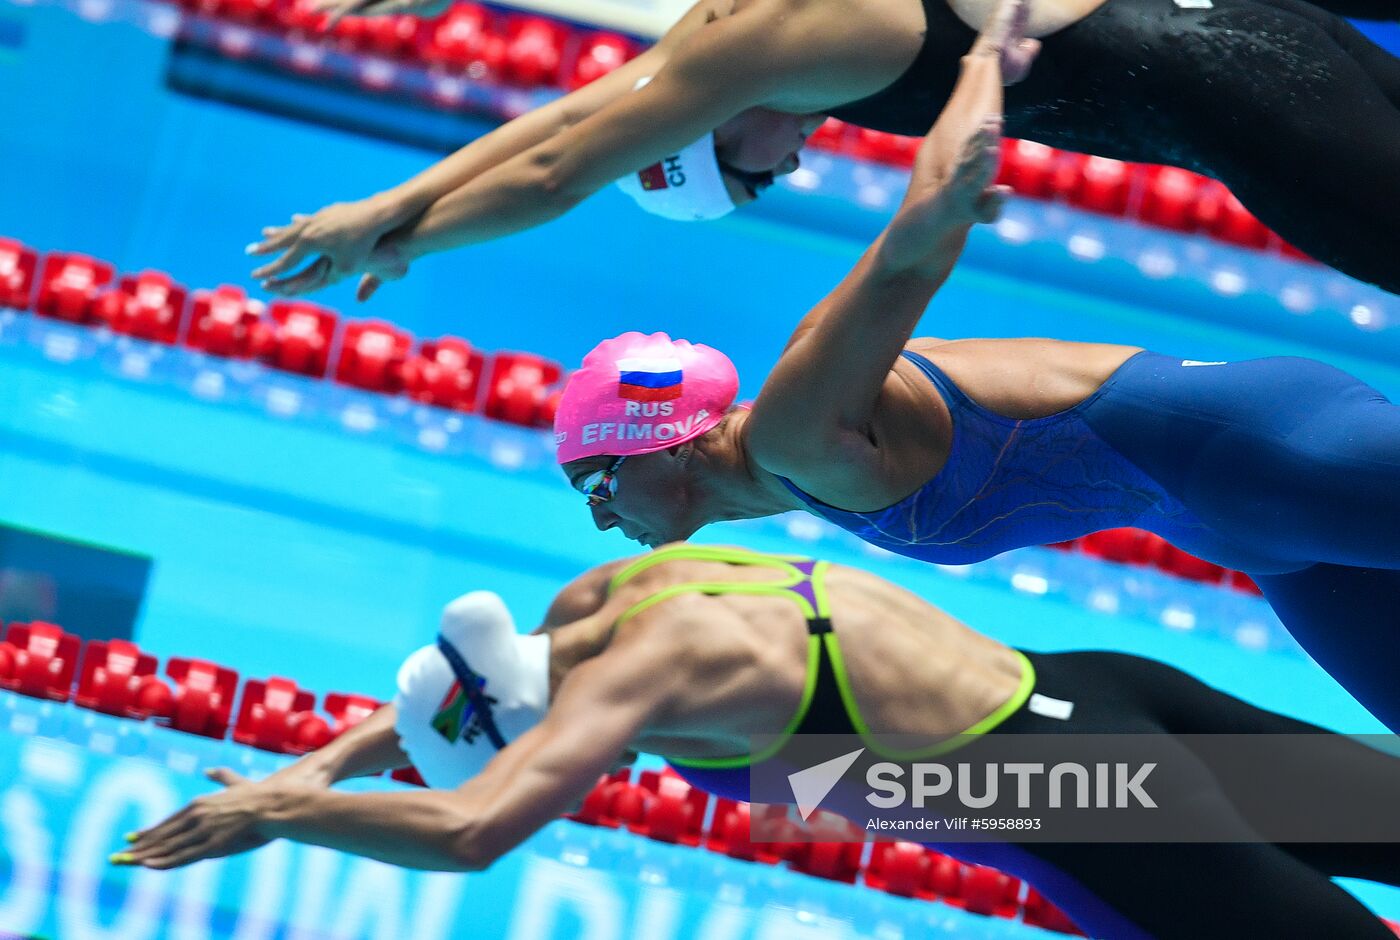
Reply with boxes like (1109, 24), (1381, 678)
(114, 625), (681, 872)
(748, 1), (1031, 486)
(251, 0), (790, 299)
(269, 701), (411, 786)
(247, 43), (669, 296)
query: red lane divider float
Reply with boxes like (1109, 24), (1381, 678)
(233, 676), (332, 753)
(2, 233), (1272, 596)
(186, 285), (267, 358)
(6, 237), (564, 428)
(1049, 528), (1262, 595)
(95, 270), (188, 345)
(0, 238), (39, 310)
(74, 639), (161, 717)
(34, 252), (115, 324)
(0, 621), (82, 701)
(256, 300), (339, 377)
(160, 657), (240, 738)
(401, 336), (488, 412)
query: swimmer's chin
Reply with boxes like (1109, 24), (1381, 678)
(625, 531), (687, 550)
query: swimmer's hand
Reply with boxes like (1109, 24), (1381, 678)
(353, 237), (412, 302)
(248, 196), (410, 297)
(111, 768), (284, 870)
(312, 0), (451, 28)
(968, 0), (1040, 86)
(875, 0), (1034, 278)
(880, 116), (1006, 274)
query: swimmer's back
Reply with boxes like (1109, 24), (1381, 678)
(603, 547), (1024, 754)
(901, 337), (1143, 421)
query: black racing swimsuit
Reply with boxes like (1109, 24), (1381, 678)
(826, 0), (1400, 293)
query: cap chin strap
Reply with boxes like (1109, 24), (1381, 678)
(435, 635), (509, 751)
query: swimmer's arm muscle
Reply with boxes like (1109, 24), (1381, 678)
(275, 703), (409, 786)
(386, 3), (818, 259)
(749, 254), (943, 480)
(369, 48), (667, 224)
(367, 0), (726, 223)
(537, 559), (632, 629)
(436, 634), (680, 869)
(255, 632), (676, 871)
(749, 55), (1006, 487)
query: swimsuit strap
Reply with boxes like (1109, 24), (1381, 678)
(611, 546), (834, 769)
(609, 545), (829, 625)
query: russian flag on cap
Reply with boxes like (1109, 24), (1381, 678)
(618, 356), (683, 402)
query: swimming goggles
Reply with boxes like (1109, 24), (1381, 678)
(577, 455), (627, 506)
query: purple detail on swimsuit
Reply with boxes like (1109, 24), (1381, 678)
(787, 560), (821, 611)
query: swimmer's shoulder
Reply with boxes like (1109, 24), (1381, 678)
(656, 0), (920, 111)
(540, 557), (637, 629)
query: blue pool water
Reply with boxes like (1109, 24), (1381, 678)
(2, 2), (1400, 936)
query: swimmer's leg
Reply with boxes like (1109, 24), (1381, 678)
(1119, 651), (1400, 884)
(1029, 842), (1397, 939)
(1085, 355), (1400, 570)
(1258, 0), (1400, 103)
(1217, 376), (1400, 569)
(1169, 0), (1400, 290)
(976, 653), (1400, 925)
(1254, 565), (1400, 733)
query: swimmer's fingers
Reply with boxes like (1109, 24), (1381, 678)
(1002, 37), (1040, 85)
(140, 835), (267, 870)
(127, 827), (267, 870)
(125, 805), (197, 850)
(115, 775), (270, 870)
(357, 273), (383, 302)
(946, 119), (1002, 219)
(956, 118), (1003, 189)
(122, 818), (213, 866)
(356, 241), (409, 301)
(973, 184), (1010, 224)
(206, 766), (252, 788)
(971, 0), (1040, 85)
(247, 215), (309, 260)
(973, 0), (1029, 58)
(250, 241), (313, 281)
(263, 256), (339, 296)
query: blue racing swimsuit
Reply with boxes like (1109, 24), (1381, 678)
(781, 351), (1400, 728)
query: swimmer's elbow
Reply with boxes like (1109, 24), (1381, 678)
(532, 145), (594, 203)
(446, 814), (499, 872)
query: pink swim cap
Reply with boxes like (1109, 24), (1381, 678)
(554, 332), (739, 464)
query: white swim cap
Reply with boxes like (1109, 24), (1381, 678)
(393, 592), (550, 789)
(613, 77), (736, 222)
